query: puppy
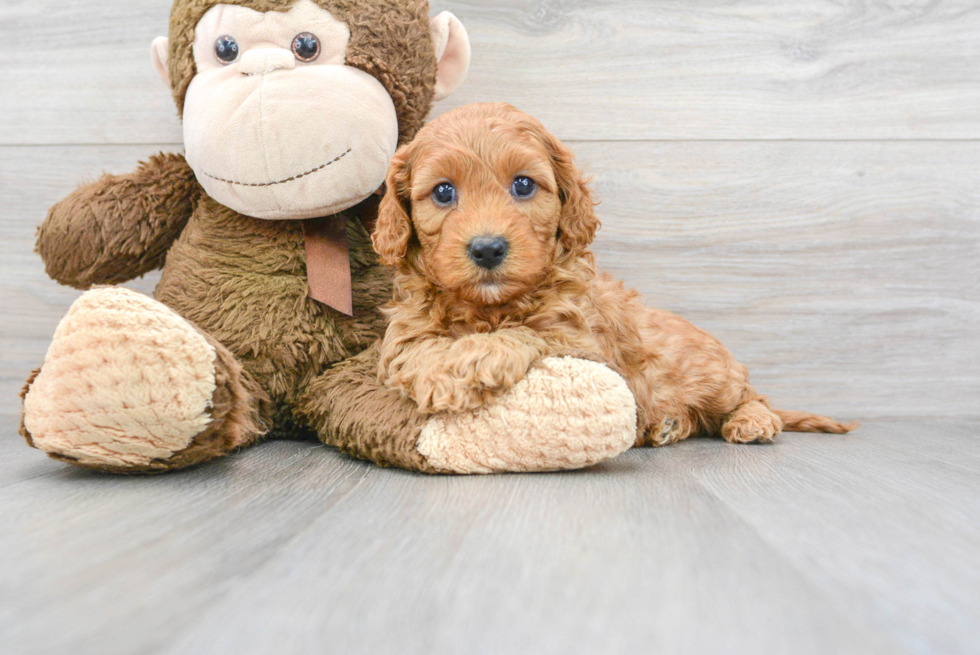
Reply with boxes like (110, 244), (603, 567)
(371, 103), (855, 446)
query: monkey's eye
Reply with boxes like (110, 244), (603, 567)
(512, 176), (537, 199)
(432, 182), (457, 207)
(292, 32), (321, 62)
(214, 35), (240, 64)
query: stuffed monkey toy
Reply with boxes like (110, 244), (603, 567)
(20, 0), (638, 475)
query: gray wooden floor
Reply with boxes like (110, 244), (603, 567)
(3, 416), (979, 654)
(1, 0), (979, 653)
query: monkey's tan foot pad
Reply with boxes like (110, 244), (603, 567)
(417, 357), (637, 474)
(22, 287), (218, 470)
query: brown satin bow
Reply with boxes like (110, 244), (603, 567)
(303, 193), (381, 316)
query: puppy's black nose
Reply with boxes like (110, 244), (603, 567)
(467, 236), (509, 270)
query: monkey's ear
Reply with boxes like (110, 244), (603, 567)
(431, 12), (471, 102)
(151, 37), (171, 87)
(372, 152), (414, 266)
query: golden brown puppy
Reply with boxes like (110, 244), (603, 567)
(372, 103), (855, 446)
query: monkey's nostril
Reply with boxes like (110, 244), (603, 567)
(467, 236), (509, 270)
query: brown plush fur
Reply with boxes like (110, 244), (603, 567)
(297, 343), (442, 473)
(167, 0), (437, 144)
(154, 195), (392, 409)
(24, 0), (443, 472)
(37, 152), (201, 290)
(373, 103), (857, 446)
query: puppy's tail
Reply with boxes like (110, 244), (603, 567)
(774, 409), (859, 434)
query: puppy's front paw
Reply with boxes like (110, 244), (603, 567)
(410, 338), (536, 414)
(411, 371), (489, 414)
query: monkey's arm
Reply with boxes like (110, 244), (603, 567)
(302, 342), (637, 475)
(37, 153), (201, 289)
(379, 326), (551, 414)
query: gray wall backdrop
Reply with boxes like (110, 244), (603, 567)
(1, 0), (977, 418)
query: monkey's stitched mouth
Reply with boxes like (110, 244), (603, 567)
(201, 148), (352, 188)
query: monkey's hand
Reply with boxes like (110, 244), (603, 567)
(38, 152), (200, 289)
(380, 329), (549, 415)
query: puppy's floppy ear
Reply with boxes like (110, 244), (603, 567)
(373, 148), (415, 266)
(539, 129), (599, 252)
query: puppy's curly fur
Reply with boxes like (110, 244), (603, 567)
(373, 103), (856, 446)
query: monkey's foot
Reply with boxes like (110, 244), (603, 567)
(21, 288), (264, 473)
(417, 357), (637, 474)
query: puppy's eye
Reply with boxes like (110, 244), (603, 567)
(512, 176), (537, 199)
(432, 182), (457, 207)
(292, 32), (321, 63)
(215, 36), (240, 64)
